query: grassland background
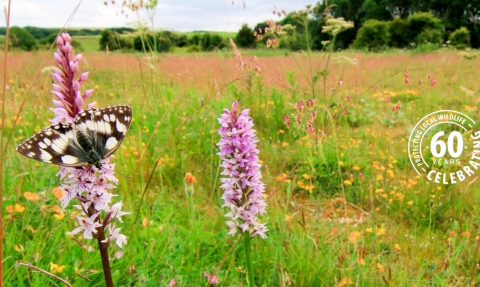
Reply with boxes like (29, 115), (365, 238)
(2, 46), (480, 286)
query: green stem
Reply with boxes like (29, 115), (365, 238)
(243, 232), (255, 286)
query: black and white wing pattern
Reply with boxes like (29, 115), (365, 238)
(74, 105), (132, 158)
(15, 122), (90, 167)
(16, 105), (132, 167)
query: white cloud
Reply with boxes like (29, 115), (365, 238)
(0, 0), (311, 31)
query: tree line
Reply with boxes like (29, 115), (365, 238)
(1, 0), (478, 52)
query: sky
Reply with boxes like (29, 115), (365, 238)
(1, 0), (311, 32)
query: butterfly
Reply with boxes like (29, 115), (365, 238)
(16, 105), (132, 169)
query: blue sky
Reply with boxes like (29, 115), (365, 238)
(1, 0), (310, 32)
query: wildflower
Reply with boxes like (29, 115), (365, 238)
(103, 225), (127, 248)
(68, 213), (102, 240)
(403, 70), (408, 78)
(405, 78), (412, 85)
(204, 272), (219, 284)
(350, 173), (354, 183)
(292, 114), (302, 125)
(185, 173), (196, 184)
(330, 87), (335, 94)
(431, 79), (437, 87)
(169, 279), (177, 286)
(24, 192), (40, 202)
(14, 244), (24, 252)
(338, 80), (343, 86)
(385, 97), (390, 105)
(347, 94), (352, 102)
(349, 231), (361, 244)
(294, 101), (305, 116)
(322, 17), (354, 36)
(427, 72), (432, 79)
(306, 98), (316, 110)
(377, 263), (385, 273)
(217, 101), (268, 239)
(370, 179), (374, 184)
(358, 172), (364, 179)
(14, 204), (25, 213)
(254, 65), (261, 74)
(355, 87), (359, 94)
(50, 33), (95, 124)
(342, 109), (348, 116)
(306, 124), (316, 138)
(282, 115), (291, 129)
(50, 263), (66, 274)
(266, 38), (279, 48)
(106, 201), (130, 223)
(418, 78), (422, 86)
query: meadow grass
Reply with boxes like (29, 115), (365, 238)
(75, 36), (101, 52)
(2, 49), (480, 286)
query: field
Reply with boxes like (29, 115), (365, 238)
(2, 46), (480, 287)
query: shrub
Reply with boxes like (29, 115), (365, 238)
(235, 24), (256, 47)
(99, 29), (122, 51)
(200, 33), (224, 51)
(407, 12), (443, 45)
(352, 19), (390, 51)
(9, 27), (38, 51)
(389, 18), (410, 48)
(416, 29), (443, 45)
(449, 27), (470, 49)
(133, 33), (173, 52)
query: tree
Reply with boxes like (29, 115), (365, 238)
(99, 29), (122, 51)
(200, 33), (224, 51)
(235, 24), (256, 47)
(352, 19), (390, 50)
(9, 27), (38, 51)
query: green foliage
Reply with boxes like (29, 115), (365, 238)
(200, 33), (224, 51)
(389, 18), (410, 48)
(99, 29), (123, 51)
(449, 27), (471, 49)
(133, 32), (174, 52)
(9, 26), (38, 51)
(352, 19), (390, 50)
(362, 0), (392, 22)
(24, 26), (57, 39)
(407, 12), (443, 44)
(415, 29), (443, 45)
(235, 24), (256, 47)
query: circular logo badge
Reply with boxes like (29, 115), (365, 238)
(408, 110), (479, 184)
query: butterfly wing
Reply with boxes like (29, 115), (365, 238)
(74, 105), (132, 159)
(16, 123), (90, 167)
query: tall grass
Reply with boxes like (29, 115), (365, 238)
(2, 45), (480, 286)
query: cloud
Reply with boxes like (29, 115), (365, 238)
(0, 0), (309, 31)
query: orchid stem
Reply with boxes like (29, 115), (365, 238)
(96, 229), (114, 287)
(243, 232), (255, 286)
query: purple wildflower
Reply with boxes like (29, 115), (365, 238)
(217, 101), (268, 239)
(50, 33), (129, 247)
(50, 33), (95, 124)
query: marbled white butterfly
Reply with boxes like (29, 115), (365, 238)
(16, 105), (132, 169)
